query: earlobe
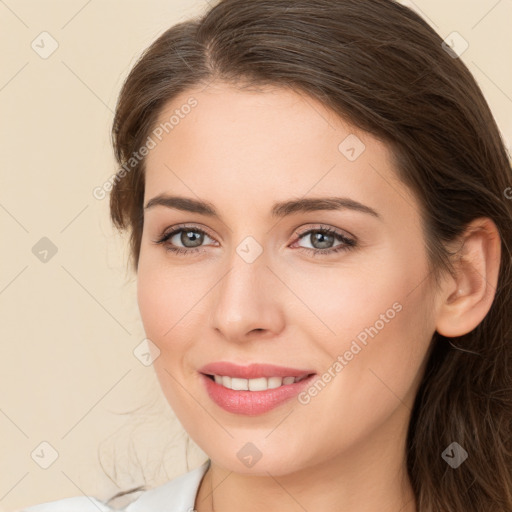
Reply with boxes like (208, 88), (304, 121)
(435, 218), (501, 338)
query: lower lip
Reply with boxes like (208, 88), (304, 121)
(200, 373), (316, 416)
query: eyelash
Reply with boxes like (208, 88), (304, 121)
(152, 224), (357, 257)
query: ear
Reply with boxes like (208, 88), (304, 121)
(435, 217), (501, 337)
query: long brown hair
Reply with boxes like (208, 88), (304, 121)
(108, 0), (512, 509)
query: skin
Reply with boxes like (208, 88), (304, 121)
(136, 81), (501, 512)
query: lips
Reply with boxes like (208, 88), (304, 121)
(198, 362), (316, 416)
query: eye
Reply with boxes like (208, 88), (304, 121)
(152, 224), (357, 257)
(152, 225), (217, 255)
(292, 225), (357, 256)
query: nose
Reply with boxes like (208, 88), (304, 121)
(209, 248), (286, 343)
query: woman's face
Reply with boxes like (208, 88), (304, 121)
(137, 81), (440, 476)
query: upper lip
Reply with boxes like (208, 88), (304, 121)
(199, 362), (315, 379)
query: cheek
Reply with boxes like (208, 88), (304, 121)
(136, 259), (214, 370)
(292, 243), (434, 401)
(136, 261), (188, 350)
(289, 283), (433, 463)
(137, 269), (169, 341)
(324, 237), (431, 345)
(136, 265), (196, 412)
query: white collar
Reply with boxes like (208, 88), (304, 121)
(125, 459), (210, 511)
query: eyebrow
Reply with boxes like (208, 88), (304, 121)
(144, 194), (381, 220)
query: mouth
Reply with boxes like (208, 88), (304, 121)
(198, 362), (317, 415)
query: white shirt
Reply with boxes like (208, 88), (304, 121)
(21, 460), (210, 512)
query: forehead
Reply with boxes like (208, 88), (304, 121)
(147, 81), (366, 164)
(143, 81), (416, 222)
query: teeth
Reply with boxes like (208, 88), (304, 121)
(267, 376), (282, 389)
(231, 377), (248, 390)
(248, 377), (267, 391)
(211, 375), (307, 391)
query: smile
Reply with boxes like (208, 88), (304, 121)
(198, 362), (317, 415)
(207, 374), (310, 391)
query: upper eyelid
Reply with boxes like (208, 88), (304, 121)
(296, 225), (354, 239)
(163, 223), (218, 241)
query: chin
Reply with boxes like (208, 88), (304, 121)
(199, 434), (316, 477)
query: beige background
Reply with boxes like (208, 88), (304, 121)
(1, 0), (511, 510)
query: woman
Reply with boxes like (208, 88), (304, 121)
(23, 0), (512, 510)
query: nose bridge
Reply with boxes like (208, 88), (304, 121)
(210, 239), (283, 340)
